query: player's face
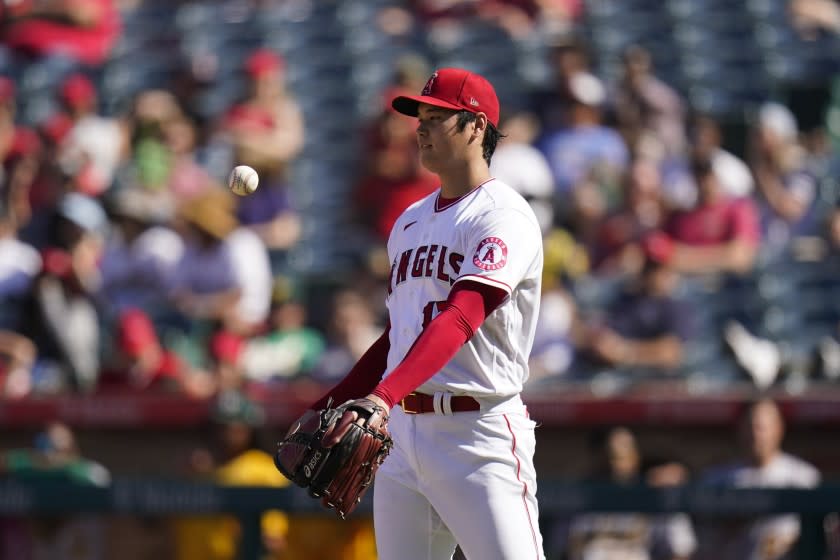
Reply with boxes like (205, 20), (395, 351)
(415, 104), (470, 172)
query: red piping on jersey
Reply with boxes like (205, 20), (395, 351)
(434, 178), (495, 213)
(455, 273), (512, 294)
(504, 414), (540, 559)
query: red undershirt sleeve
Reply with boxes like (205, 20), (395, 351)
(370, 280), (508, 408)
(311, 323), (391, 409)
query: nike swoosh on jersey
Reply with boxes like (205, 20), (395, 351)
(403, 220), (418, 231)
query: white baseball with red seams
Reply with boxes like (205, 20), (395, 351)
(228, 165), (259, 196)
(374, 177), (546, 559)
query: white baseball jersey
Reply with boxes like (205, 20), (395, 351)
(383, 178), (543, 398)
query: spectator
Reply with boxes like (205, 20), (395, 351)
(573, 234), (691, 373)
(55, 74), (123, 196)
(1, 420), (110, 484)
(241, 280), (326, 383)
(552, 427), (697, 560)
(0, 77), (15, 166)
(0, 188), (41, 304)
(528, 279), (577, 381)
(222, 48), (303, 253)
(532, 33), (592, 131)
(749, 102), (819, 252)
(1, 78), (45, 228)
(663, 157), (761, 275)
(0, 421), (110, 558)
(17, 193), (107, 393)
(391, 52), (432, 94)
(0, 329), (35, 398)
(592, 157), (668, 273)
(99, 186), (183, 317)
(489, 110), (556, 233)
(174, 392), (290, 560)
(0, 0), (121, 66)
(312, 288), (382, 381)
(355, 87), (439, 241)
(613, 45), (687, 159)
(539, 72), (629, 245)
(172, 188), (272, 335)
(791, 0), (840, 37)
(698, 399), (821, 560)
(162, 113), (215, 203)
(96, 308), (195, 395)
(122, 89), (184, 195)
(687, 114), (755, 200)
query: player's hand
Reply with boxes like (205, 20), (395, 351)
(322, 395), (390, 448)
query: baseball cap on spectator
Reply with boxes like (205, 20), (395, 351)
(178, 189), (238, 240)
(392, 67), (500, 127)
(6, 128), (41, 160)
(57, 192), (108, 235)
(568, 72), (606, 106)
(757, 102), (798, 142)
(245, 48), (284, 77)
(60, 74), (97, 111)
(40, 112), (74, 145)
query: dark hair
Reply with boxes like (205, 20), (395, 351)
(455, 110), (504, 165)
(690, 156), (715, 179)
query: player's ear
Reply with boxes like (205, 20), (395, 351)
(471, 112), (488, 141)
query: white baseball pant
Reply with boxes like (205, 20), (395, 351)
(373, 405), (545, 559)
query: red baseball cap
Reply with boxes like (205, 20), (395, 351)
(60, 74), (96, 109)
(392, 67), (500, 127)
(245, 48), (284, 77)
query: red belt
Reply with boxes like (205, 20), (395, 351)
(399, 392), (481, 414)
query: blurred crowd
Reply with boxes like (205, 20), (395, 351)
(0, 0), (839, 558)
(2, 398), (835, 559)
(0, 0), (838, 401)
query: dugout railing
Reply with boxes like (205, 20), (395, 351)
(1, 478), (838, 559)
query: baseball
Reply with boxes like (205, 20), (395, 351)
(228, 165), (259, 196)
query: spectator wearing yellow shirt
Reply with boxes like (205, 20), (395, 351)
(173, 391), (289, 559)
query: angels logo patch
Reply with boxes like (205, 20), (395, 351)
(473, 237), (508, 271)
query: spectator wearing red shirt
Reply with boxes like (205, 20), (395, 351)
(592, 157), (668, 274)
(0, 0), (121, 66)
(55, 74), (122, 196)
(664, 158), (761, 275)
(354, 87), (439, 241)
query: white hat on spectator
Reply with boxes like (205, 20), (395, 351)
(568, 72), (606, 107)
(758, 102), (798, 142)
(58, 193), (108, 236)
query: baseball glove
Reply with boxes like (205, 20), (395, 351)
(274, 398), (393, 518)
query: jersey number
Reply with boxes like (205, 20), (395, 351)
(422, 300), (447, 328)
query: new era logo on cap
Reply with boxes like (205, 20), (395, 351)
(392, 67), (500, 127)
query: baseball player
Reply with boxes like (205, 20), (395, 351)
(306, 67), (545, 559)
